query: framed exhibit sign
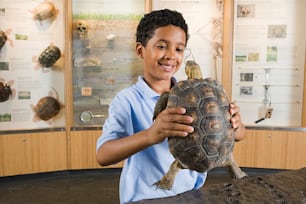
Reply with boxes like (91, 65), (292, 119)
(231, 0), (306, 126)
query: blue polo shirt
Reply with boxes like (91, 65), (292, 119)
(96, 76), (207, 204)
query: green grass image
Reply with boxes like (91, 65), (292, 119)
(73, 13), (142, 21)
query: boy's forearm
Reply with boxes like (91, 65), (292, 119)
(96, 130), (152, 166)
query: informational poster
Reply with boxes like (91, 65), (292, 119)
(0, 0), (65, 131)
(232, 0), (306, 126)
(152, 0), (224, 82)
(72, 0), (145, 126)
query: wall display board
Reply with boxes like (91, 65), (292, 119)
(232, 0), (306, 126)
(152, 0), (224, 82)
(0, 0), (65, 131)
(71, 0), (145, 127)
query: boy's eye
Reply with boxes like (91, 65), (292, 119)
(157, 45), (167, 49)
(176, 47), (185, 53)
(156, 44), (185, 53)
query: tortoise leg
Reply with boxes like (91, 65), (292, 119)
(229, 153), (248, 179)
(152, 92), (169, 121)
(153, 159), (182, 190)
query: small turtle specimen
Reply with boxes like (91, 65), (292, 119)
(0, 82), (12, 102)
(33, 96), (61, 121)
(0, 30), (7, 50)
(0, 28), (13, 50)
(153, 60), (247, 190)
(0, 78), (15, 102)
(30, 0), (59, 21)
(38, 45), (61, 68)
(31, 89), (63, 123)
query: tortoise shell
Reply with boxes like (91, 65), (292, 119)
(0, 30), (7, 50)
(0, 82), (12, 102)
(38, 45), (61, 68)
(34, 96), (61, 121)
(167, 78), (233, 172)
(33, 1), (57, 21)
(153, 77), (247, 190)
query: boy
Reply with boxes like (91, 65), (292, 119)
(96, 9), (246, 204)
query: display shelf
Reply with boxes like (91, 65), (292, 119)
(71, 0), (145, 127)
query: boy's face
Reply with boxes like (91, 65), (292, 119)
(136, 25), (186, 83)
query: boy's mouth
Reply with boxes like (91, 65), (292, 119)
(159, 62), (176, 72)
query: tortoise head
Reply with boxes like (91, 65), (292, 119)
(185, 60), (202, 79)
(153, 92), (170, 121)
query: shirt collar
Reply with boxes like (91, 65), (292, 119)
(135, 76), (177, 100)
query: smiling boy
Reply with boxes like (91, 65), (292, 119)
(96, 9), (246, 204)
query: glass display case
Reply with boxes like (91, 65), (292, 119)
(71, 0), (145, 127)
(0, 0), (66, 131)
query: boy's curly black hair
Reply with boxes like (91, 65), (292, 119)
(136, 9), (189, 47)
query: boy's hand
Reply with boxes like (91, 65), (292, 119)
(229, 102), (246, 141)
(148, 107), (194, 144)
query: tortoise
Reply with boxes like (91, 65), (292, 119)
(29, 0), (59, 21)
(153, 60), (247, 190)
(32, 44), (62, 72)
(38, 45), (61, 68)
(0, 81), (12, 102)
(0, 30), (7, 50)
(0, 28), (13, 50)
(0, 78), (15, 102)
(31, 88), (63, 123)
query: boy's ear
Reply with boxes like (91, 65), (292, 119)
(136, 43), (144, 59)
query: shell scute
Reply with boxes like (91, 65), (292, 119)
(177, 145), (209, 172)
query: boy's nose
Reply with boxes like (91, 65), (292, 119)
(165, 49), (176, 60)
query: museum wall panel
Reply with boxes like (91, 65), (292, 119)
(0, 0), (305, 177)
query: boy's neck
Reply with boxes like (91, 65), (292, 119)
(143, 76), (173, 94)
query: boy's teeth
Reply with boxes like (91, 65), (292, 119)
(162, 64), (172, 69)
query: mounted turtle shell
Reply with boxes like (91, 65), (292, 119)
(0, 30), (7, 50)
(33, 1), (57, 21)
(38, 45), (61, 67)
(34, 96), (61, 121)
(0, 82), (12, 102)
